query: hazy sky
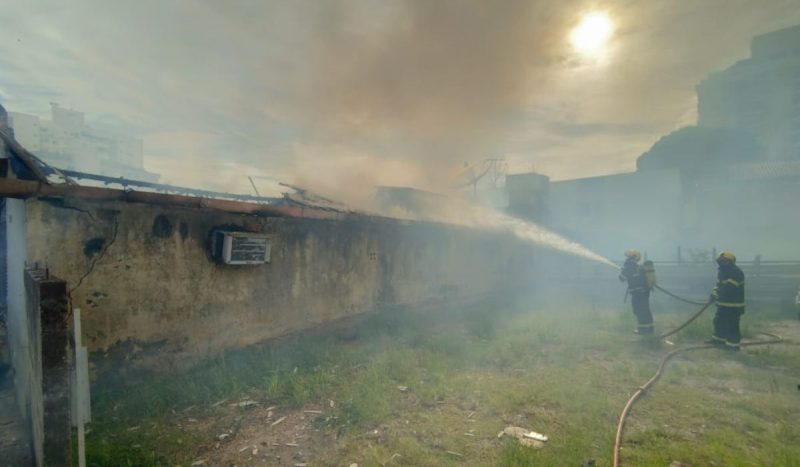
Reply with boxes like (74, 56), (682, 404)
(1, 0), (799, 198)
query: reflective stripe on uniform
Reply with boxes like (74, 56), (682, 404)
(711, 335), (725, 342)
(725, 341), (741, 348)
(716, 301), (745, 308)
(720, 278), (744, 287)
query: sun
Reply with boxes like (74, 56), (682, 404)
(570, 12), (614, 57)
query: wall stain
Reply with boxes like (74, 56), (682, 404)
(83, 237), (106, 258)
(152, 214), (173, 238)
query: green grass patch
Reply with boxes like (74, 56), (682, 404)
(85, 295), (800, 466)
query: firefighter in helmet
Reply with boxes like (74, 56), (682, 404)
(707, 251), (745, 351)
(619, 249), (654, 334)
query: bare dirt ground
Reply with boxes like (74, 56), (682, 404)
(184, 401), (336, 466)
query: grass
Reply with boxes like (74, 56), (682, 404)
(85, 295), (800, 466)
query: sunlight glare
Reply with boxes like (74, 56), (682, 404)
(570, 12), (614, 57)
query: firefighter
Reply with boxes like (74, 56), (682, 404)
(707, 251), (745, 351)
(619, 249), (654, 334)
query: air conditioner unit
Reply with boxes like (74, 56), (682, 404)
(212, 231), (270, 265)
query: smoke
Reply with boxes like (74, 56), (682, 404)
(3, 1), (800, 196)
(270, 0), (571, 201)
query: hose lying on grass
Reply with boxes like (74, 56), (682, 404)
(612, 332), (785, 467)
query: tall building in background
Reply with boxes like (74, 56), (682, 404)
(8, 103), (158, 182)
(697, 24), (800, 160)
(541, 23), (800, 260)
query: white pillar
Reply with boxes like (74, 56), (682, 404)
(4, 198), (31, 437)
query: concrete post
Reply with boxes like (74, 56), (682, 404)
(25, 270), (71, 467)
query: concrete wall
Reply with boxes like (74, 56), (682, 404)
(24, 198), (537, 373)
(684, 176), (800, 259)
(547, 169), (682, 260)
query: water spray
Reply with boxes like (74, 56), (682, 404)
(374, 190), (617, 269)
(463, 206), (618, 269)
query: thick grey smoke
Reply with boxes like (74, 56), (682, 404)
(2, 0), (799, 195)
(271, 0), (571, 201)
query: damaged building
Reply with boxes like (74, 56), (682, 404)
(0, 117), (541, 465)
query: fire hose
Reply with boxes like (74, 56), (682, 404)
(658, 301), (712, 339)
(653, 284), (706, 306)
(650, 284), (712, 339)
(613, 285), (785, 466)
(612, 332), (785, 467)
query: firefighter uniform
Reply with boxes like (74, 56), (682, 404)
(619, 250), (653, 334)
(708, 252), (745, 350)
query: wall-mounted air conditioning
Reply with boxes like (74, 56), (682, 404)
(212, 230), (270, 265)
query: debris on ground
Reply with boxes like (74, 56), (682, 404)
(397, 385), (408, 392)
(271, 416), (287, 426)
(497, 426), (547, 448)
(523, 430), (548, 442)
(231, 400), (258, 408)
(669, 462), (691, 467)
